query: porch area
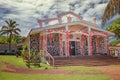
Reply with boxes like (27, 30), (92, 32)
(29, 29), (109, 57)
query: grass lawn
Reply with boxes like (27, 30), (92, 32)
(0, 55), (27, 68)
(0, 72), (110, 80)
(0, 55), (110, 80)
(0, 55), (52, 69)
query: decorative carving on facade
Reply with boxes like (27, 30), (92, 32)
(47, 33), (60, 56)
(30, 33), (40, 53)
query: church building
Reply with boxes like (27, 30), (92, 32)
(26, 12), (114, 57)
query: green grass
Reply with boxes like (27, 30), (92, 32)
(0, 55), (110, 80)
(0, 55), (52, 69)
(59, 66), (102, 74)
(0, 72), (110, 80)
(0, 55), (27, 68)
(60, 66), (100, 71)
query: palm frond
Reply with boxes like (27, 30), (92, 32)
(0, 31), (8, 35)
(10, 21), (17, 28)
(14, 28), (21, 32)
(13, 30), (19, 35)
(1, 26), (8, 30)
(1, 19), (21, 36)
(5, 20), (10, 26)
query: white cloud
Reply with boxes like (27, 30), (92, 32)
(0, 0), (109, 36)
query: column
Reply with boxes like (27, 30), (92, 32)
(43, 31), (47, 55)
(65, 25), (68, 31)
(80, 35), (84, 56)
(96, 36), (99, 53)
(59, 34), (63, 56)
(65, 32), (69, 56)
(88, 34), (92, 56)
(88, 27), (92, 56)
(39, 32), (43, 50)
(106, 33), (109, 55)
(79, 34), (82, 55)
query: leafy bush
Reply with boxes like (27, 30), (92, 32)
(109, 39), (120, 46)
(22, 48), (41, 68)
(106, 18), (120, 39)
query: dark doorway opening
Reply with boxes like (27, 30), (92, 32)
(92, 36), (97, 55)
(69, 41), (75, 56)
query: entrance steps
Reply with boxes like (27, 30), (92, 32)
(49, 55), (120, 67)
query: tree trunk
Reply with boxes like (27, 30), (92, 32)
(8, 34), (12, 53)
(8, 41), (11, 53)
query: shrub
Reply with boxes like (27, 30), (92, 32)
(109, 39), (120, 46)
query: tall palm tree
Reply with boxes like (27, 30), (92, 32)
(0, 19), (21, 53)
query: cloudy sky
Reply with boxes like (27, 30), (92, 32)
(0, 0), (109, 36)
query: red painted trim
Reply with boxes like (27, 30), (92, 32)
(38, 12), (84, 27)
(81, 35), (84, 56)
(105, 33), (109, 55)
(43, 31), (47, 55)
(79, 35), (81, 55)
(91, 31), (106, 36)
(66, 32), (69, 56)
(59, 34), (63, 56)
(89, 33), (93, 56)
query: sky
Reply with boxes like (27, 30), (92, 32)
(0, 0), (109, 36)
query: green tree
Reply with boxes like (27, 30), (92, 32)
(0, 36), (8, 44)
(0, 19), (21, 52)
(106, 18), (120, 39)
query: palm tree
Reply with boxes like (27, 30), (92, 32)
(0, 19), (21, 53)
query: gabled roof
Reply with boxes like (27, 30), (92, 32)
(27, 11), (115, 37)
(30, 21), (114, 36)
(38, 11), (84, 27)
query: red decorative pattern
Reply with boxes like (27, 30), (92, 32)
(106, 33), (109, 55)
(37, 12), (98, 28)
(66, 32), (69, 56)
(81, 35), (84, 56)
(59, 34), (63, 56)
(89, 33), (93, 56)
(43, 31), (47, 55)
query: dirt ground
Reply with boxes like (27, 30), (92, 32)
(95, 66), (120, 80)
(0, 62), (120, 80)
(0, 62), (65, 74)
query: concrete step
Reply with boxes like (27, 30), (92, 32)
(49, 55), (120, 67)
